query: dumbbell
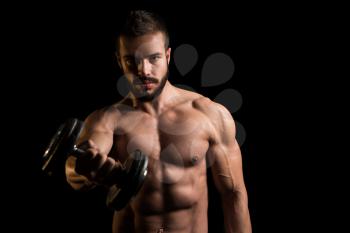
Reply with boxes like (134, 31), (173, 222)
(42, 118), (148, 210)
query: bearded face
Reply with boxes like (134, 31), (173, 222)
(118, 32), (171, 102)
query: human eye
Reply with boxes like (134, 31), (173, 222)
(125, 58), (136, 67)
(149, 55), (161, 63)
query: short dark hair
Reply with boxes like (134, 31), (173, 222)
(117, 10), (169, 53)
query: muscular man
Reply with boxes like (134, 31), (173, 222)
(66, 10), (251, 233)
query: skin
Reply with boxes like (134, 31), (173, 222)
(66, 31), (252, 233)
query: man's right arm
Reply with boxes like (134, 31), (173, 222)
(65, 109), (116, 191)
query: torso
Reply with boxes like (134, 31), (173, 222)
(108, 92), (214, 233)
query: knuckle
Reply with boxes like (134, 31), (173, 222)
(105, 157), (115, 166)
(87, 139), (95, 146)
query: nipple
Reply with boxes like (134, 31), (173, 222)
(191, 155), (199, 164)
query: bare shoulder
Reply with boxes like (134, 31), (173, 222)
(84, 102), (124, 131)
(192, 96), (234, 124)
(192, 96), (236, 141)
(174, 87), (203, 103)
(174, 86), (234, 126)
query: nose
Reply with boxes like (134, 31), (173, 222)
(137, 59), (152, 77)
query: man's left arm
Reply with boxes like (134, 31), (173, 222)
(207, 104), (252, 233)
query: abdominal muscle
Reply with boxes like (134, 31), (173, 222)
(112, 160), (209, 233)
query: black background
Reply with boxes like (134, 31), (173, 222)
(5, 0), (342, 232)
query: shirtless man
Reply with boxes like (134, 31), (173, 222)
(65, 10), (251, 233)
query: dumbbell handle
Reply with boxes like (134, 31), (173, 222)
(71, 144), (127, 172)
(71, 144), (128, 187)
(71, 145), (127, 175)
(72, 145), (88, 157)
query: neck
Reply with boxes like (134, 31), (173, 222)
(128, 81), (179, 116)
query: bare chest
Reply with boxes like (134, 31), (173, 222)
(112, 108), (210, 168)
(111, 106), (211, 213)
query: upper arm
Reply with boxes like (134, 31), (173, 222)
(76, 109), (115, 154)
(206, 103), (247, 196)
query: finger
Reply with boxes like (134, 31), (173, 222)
(89, 152), (108, 171)
(75, 148), (99, 175)
(83, 148), (99, 160)
(93, 157), (116, 184)
(103, 160), (125, 186)
(77, 139), (98, 151)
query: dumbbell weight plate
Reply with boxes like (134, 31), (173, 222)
(106, 150), (148, 210)
(42, 118), (84, 175)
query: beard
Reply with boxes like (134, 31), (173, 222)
(128, 69), (169, 102)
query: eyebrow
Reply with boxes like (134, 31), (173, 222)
(147, 53), (162, 57)
(123, 55), (134, 60)
(123, 53), (162, 60)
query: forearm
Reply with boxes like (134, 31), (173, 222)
(221, 191), (252, 233)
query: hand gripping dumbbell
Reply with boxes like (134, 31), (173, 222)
(42, 118), (148, 210)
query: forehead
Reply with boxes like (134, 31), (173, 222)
(118, 32), (166, 57)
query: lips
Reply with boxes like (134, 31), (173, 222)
(135, 81), (154, 85)
(134, 78), (157, 86)
(141, 82), (154, 90)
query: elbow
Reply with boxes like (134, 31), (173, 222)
(220, 186), (249, 205)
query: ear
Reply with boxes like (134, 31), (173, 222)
(116, 52), (122, 69)
(166, 47), (171, 65)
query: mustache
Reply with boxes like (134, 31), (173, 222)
(133, 77), (158, 84)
